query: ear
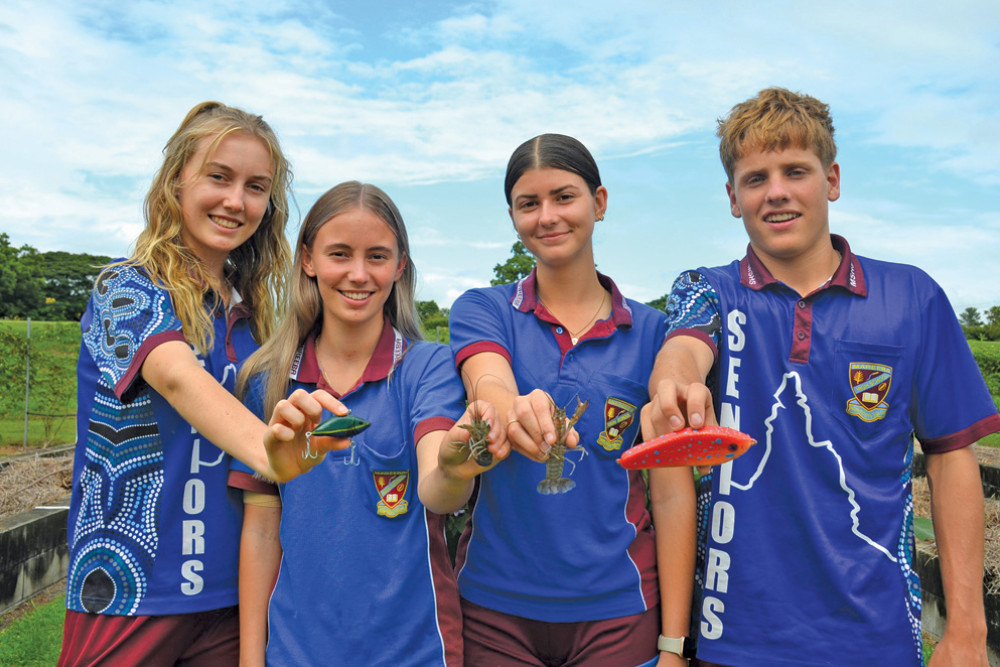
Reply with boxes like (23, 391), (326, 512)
(301, 244), (317, 278)
(726, 181), (741, 218)
(594, 185), (608, 220)
(826, 162), (841, 202)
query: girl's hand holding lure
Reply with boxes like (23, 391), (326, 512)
(263, 388), (355, 480)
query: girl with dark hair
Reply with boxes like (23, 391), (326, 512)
(448, 134), (695, 666)
(60, 101), (340, 666)
(231, 181), (503, 666)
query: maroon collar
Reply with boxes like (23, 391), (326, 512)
(292, 316), (407, 396)
(509, 267), (635, 328)
(740, 234), (866, 297)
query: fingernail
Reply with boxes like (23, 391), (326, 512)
(669, 416), (683, 429)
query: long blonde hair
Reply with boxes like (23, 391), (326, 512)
(114, 101), (293, 354)
(237, 181), (421, 416)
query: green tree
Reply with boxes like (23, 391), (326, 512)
(0, 234), (45, 319)
(645, 294), (668, 312)
(35, 251), (112, 320)
(988, 306), (1000, 327)
(959, 307), (983, 328)
(416, 300), (449, 342)
(491, 241), (535, 286)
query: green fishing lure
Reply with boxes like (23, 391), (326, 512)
(310, 413), (371, 438)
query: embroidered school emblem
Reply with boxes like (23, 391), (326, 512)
(846, 362), (892, 422)
(597, 397), (637, 452)
(372, 470), (409, 517)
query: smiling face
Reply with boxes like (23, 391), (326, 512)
(301, 207), (406, 331)
(177, 131), (274, 275)
(508, 167), (607, 270)
(726, 145), (841, 271)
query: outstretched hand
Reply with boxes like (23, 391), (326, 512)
(263, 388), (352, 482)
(505, 389), (581, 462)
(438, 400), (508, 478)
(644, 377), (715, 440)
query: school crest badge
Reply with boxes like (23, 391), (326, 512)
(372, 470), (409, 517)
(846, 362), (892, 422)
(597, 397), (637, 452)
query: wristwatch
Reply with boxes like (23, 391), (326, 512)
(658, 634), (693, 659)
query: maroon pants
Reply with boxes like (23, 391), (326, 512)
(462, 598), (661, 667)
(58, 606), (239, 667)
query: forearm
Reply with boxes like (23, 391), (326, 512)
(926, 447), (987, 643)
(239, 503), (282, 667)
(650, 467), (697, 647)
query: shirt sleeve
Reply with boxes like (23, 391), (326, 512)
(664, 270), (722, 356)
(407, 344), (466, 446)
(912, 276), (1000, 452)
(81, 264), (186, 403)
(449, 287), (513, 369)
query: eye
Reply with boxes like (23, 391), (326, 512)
(248, 182), (268, 194)
(518, 200), (537, 211)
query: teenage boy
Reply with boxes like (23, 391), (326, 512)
(644, 87), (1000, 666)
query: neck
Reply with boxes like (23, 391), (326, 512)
(314, 315), (385, 393)
(762, 243), (842, 297)
(534, 262), (604, 309)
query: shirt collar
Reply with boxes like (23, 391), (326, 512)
(740, 234), (866, 297)
(510, 267), (634, 328)
(292, 316), (408, 395)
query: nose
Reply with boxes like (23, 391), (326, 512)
(347, 257), (368, 283)
(223, 184), (245, 212)
(538, 199), (559, 225)
(765, 176), (789, 203)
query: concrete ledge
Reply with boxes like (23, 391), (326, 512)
(0, 497), (69, 615)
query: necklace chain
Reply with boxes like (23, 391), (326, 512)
(540, 289), (608, 345)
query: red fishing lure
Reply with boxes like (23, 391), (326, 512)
(617, 426), (756, 469)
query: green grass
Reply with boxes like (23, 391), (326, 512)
(0, 320), (79, 448)
(970, 340), (1000, 447)
(0, 595), (65, 665)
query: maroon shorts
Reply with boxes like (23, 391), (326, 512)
(58, 606), (239, 667)
(461, 598), (660, 667)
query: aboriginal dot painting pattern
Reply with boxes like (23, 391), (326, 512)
(897, 440), (923, 663)
(666, 270), (722, 342)
(67, 267), (174, 614)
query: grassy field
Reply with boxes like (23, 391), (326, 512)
(0, 320), (79, 450)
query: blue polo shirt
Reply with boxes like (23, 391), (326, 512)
(67, 263), (252, 616)
(449, 270), (667, 622)
(230, 321), (465, 667)
(667, 236), (1000, 666)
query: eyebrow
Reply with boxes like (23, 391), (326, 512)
(514, 184), (580, 201)
(205, 160), (274, 185)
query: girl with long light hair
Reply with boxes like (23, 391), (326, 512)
(60, 102), (341, 667)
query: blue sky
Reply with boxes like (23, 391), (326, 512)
(2, 1), (998, 313)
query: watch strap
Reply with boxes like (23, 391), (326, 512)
(657, 634), (687, 657)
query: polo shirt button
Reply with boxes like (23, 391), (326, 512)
(797, 330), (806, 340)
(798, 300), (807, 309)
(556, 327), (564, 334)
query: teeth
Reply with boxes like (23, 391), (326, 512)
(766, 213), (797, 223)
(211, 216), (239, 229)
(342, 291), (370, 300)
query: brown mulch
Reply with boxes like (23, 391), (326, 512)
(0, 453), (73, 518)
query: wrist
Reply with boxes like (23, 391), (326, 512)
(658, 634), (693, 659)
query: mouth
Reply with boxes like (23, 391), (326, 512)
(340, 290), (373, 301)
(210, 215), (242, 230)
(763, 212), (800, 224)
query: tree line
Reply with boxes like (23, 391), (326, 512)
(0, 233), (112, 321)
(3, 233), (997, 343)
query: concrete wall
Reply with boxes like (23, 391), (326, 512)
(0, 498), (69, 616)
